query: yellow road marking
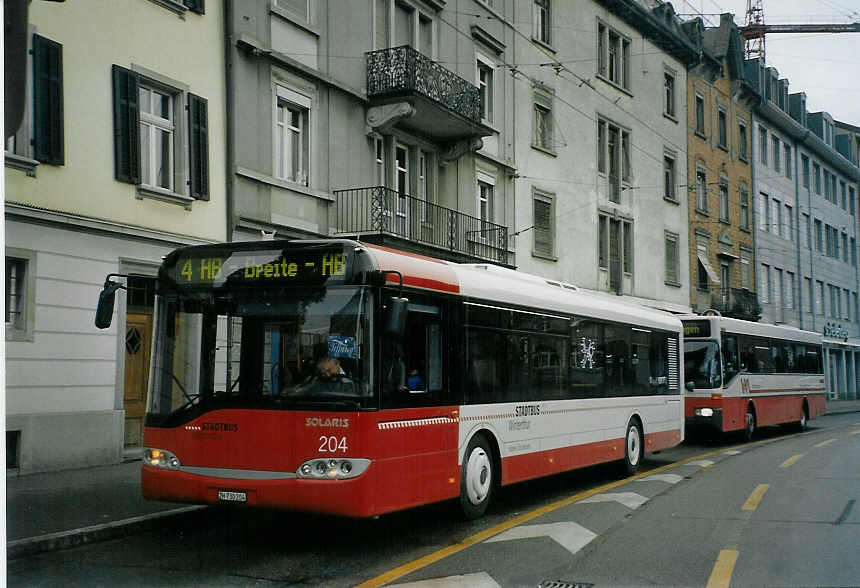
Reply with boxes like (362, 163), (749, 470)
(742, 484), (770, 511)
(706, 549), (739, 588)
(814, 438), (837, 448)
(779, 454), (804, 468)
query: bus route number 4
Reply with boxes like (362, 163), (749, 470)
(319, 436), (348, 453)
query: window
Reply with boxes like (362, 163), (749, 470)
(719, 179), (729, 222)
(824, 169), (831, 201)
(774, 268), (783, 320)
(740, 185), (750, 230)
(696, 167), (708, 212)
(801, 154), (810, 188)
(852, 237), (857, 266)
(597, 22), (630, 90)
(738, 121), (748, 160)
(784, 145), (791, 178)
(813, 162), (821, 194)
(851, 186), (856, 216)
(112, 65), (209, 200)
(533, 87), (553, 151)
(533, 0), (550, 45)
(740, 249), (752, 290)
(771, 198), (781, 236)
(598, 214), (633, 288)
(759, 125), (767, 165)
(598, 118), (631, 203)
(800, 213), (809, 249)
(816, 280), (825, 315)
(772, 136), (780, 172)
(275, 85), (310, 186)
(388, 0), (434, 55)
(665, 231), (679, 285)
(664, 71), (675, 117)
(718, 109), (727, 148)
(663, 152), (676, 201)
(696, 241), (711, 292)
(759, 192), (768, 231)
(804, 277), (812, 313)
(477, 57), (494, 123)
(533, 191), (554, 258)
(33, 35), (64, 165)
(277, 0), (308, 21)
(695, 95), (705, 136)
(5, 250), (36, 342)
(845, 288), (852, 320)
(842, 232), (849, 263)
(760, 264), (770, 304)
(784, 204), (793, 241)
(374, 136), (386, 186)
(477, 177), (494, 239)
(786, 272), (795, 311)
(814, 219), (823, 251)
(841, 181), (847, 210)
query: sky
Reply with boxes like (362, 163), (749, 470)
(676, 0), (860, 126)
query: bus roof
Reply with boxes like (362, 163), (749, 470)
(681, 314), (822, 345)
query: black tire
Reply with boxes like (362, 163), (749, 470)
(622, 418), (644, 475)
(743, 406), (756, 441)
(459, 434), (494, 520)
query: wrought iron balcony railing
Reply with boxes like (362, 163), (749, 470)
(703, 286), (761, 320)
(366, 45), (482, 124)
(333, 186), (508, 265)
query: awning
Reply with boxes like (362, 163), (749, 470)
(697, 252), (720, 284)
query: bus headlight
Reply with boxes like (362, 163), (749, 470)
(296, 458), (370, 480)
(695, 408), (714, 417)
(144, 448), (181, 469)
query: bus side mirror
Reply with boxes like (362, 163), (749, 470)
(95, 280), (124, 329)
(685, 381), (695, 391)
(385, 297), (408, 339)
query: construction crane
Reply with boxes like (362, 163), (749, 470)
(740, 0), (860, 61)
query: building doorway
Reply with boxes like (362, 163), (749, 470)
(123, 276), (156, 448)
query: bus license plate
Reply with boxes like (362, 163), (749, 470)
(218, 491), (247, 503)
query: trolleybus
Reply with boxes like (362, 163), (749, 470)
(96, 239), (684, 518)
(682, 313), (825, 439)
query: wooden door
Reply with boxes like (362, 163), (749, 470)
(124, 312), (153, 447)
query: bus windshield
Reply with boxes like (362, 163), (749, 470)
(683, 340), (722, 389)
(147, 285), (373, 426)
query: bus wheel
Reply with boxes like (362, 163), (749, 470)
(743, 406), (756, 441)
(460, 434), (493, 519)
(622, 419), (643, 475)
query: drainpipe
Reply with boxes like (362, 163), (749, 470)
(793, 132), (803, 329)
(224, 0), (236, 242)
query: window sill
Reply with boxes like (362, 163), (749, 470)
(665, 280), (681, 288)
(663, 112), (678, 124)
(596, 74), (633, 97)
(532, 250), (557, 262)
(531, 143), (557, 157)
(235, 166), (333, 201)
(136, 185), (195, 210)
(4, 153), (39, 177)
(718, 144), (729, 152)
(531, 37), (555, 53)
(145, 0), (190, 18)
(6, 327), (34, 343)
(740, 226), (752, 234)
(694, 131), (707, 140)
(739, 156), (748, 165)
(719, 218), (731, 225)
(695, 208), (709, 216)
(663, 196), (680, 205)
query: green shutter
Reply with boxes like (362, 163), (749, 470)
(33, 34), (64, 165)
(112, 65), (140, 184)
(183, 0), (205, 14)
(188, 93), (209, 200)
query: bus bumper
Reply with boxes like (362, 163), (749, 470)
(141, 464), (378, 517)
(685, 408), (723, 431)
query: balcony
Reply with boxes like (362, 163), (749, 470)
(332, 186), (509, 266)
(701, 287), (761, 321)
(366, 45), (492, 144)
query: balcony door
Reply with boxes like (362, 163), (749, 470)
(396, 143), (410, 236)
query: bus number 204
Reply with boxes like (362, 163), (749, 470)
(319, 436), (348, 453)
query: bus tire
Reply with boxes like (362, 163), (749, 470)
(622, 418), (644, 475)
(460, 433), (493, 520)
(743, 405), (756, 441)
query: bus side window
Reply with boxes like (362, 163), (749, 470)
(721, 334), (739, 382)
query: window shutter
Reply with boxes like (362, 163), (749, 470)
(188, 93), (209, 200)
(33, 35), (64, 165)
(534, 199), (552, 255)
(183, 0), (205, 14)
(112, 65), (140, 184)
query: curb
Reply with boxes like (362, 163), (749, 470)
(7, 506), (206, 560)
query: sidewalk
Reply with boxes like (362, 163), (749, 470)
(6, 399), (860, 559)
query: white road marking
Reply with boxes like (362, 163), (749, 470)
(393, 572), (501, 587)
(579, 492), (649, 509)
(685, 459), (715, 467)
(485, 522), (598, 556)
(723, 450), (742, 455)
(635, 473), (683, 484)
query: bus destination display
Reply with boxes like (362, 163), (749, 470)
(682, 320), (711, 338)
(163, 249), (348, 287)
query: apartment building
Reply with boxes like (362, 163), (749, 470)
(5, 0), (227, 473)
(747, 63), (860, 401)
(685, 14), (760, 320)
(510, 0), (698, 313)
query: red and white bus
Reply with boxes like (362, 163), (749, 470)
(682, 313), (825, 440)
(97, 239), (684, 518)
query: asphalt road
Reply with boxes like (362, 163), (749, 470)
(8, 412), (860, 587)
